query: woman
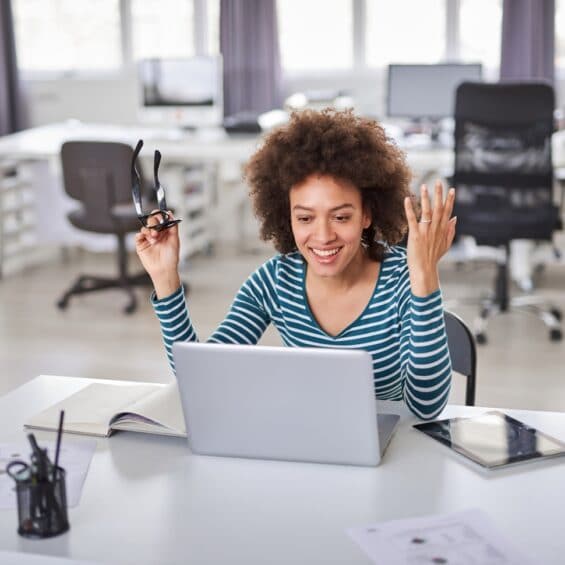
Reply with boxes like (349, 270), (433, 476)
(136, 109), (457, 420)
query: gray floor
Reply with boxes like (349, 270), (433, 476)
(1, 241), (564, 412)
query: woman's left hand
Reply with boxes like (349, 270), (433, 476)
(404, 181), (457, 297)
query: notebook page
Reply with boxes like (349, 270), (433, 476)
(110, 382), (186, 436)
(25, 382), (160, 436)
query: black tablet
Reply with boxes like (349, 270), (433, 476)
(413, 411), (565, 469)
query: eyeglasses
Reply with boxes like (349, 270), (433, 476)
(131, 139), (182, 232)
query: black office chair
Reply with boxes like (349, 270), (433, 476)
(444, 310), (477, 406)
(56, 141), (152, 314)
(452, 82), (562, 344)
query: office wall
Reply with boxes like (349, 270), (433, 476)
(26, 72), (388, 126)
(23, 72), (565, 128)
(282, 69), (388, 118)
(26, 72), (140, 126)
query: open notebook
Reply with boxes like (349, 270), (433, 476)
(25, 381), (186, 438)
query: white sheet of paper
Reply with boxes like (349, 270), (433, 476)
(0, 438), (97, 509)
(347, 508), (533, 565)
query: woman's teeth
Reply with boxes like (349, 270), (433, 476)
(311, 247), (341, 257)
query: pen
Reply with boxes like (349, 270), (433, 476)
(53, 410), (65, 479)
(28, 433), (49, 481)
(27, 433), (41, 458)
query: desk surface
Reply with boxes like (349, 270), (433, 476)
(0, 122), (259, 164)
(2, 121), (565, 172)
(0, 123), (261, 255)
(1, 375), (564, 564)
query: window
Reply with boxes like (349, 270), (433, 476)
(459, 0), (502, 69)
(278, 0), (500, 74)
(207, 0), (220, 55)
(277, 0), (353, 72)
(130, 0), (194, 61)
(13, 0), (121, 73)
(556, 1), (565, 70)
(366, 0), (446, 66)
(13, 0), (218, 75)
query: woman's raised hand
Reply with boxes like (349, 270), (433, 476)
(135, 211), (181, 299)
(403, 181), (457, 297)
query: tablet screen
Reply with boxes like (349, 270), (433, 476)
(413, 411), (565, 469)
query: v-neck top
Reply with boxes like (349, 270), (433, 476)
(302, 260), (383, 339)
(152, 246), (452, 420)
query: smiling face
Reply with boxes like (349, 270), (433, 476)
(289, 174), (372, 278)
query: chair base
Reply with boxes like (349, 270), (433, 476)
(447, 242), (563, 345)
(56, 272), (152, 314)
(473, 294), (562, 345)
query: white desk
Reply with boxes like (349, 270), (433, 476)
(1, 375), (564, 564)
(0, 122), (454, 271)
(0, 123), (259, 262)
(0, 121), (563, 282)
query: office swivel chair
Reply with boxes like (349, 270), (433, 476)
(56, 141), (152, 314)
(452, 82), (562, 344)
(444, 310), (477, 406)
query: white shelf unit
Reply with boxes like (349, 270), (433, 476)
(160, 162), (215, 260)
(0, 160), (38, 278)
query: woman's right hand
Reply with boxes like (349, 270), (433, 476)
(135, 212), (181, 299)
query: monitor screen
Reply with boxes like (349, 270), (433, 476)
(387, 63), (483, 119)
(138, 56), (223, 127)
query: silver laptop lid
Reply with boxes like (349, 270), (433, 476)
(172, 342), (382, 466)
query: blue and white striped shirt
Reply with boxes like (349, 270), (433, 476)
(152, 246), (452, 419)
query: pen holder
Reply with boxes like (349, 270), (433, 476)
(14, 467), (70, 539)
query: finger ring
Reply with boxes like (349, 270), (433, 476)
(419, 219), (432, 224)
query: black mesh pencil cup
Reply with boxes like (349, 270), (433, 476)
(7, 461), (70, 539)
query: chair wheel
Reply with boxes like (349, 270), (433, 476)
(550, 329), (562, 342)
(56, 298), (69, 310)
(124, 302), (137, 315)
(550, 308), (562, 321)
(475, 332), (487, 345)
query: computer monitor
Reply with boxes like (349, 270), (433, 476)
(138, 56), (223, 128)
(387, 63), (483, 120)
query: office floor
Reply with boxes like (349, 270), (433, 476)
(1, 240), (564, 411)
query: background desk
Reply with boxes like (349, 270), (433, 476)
(0, 123), (457, 265)
(1, 122), (564, 281)
(1, 375), (564, 564)
(0, 123), (259, 273)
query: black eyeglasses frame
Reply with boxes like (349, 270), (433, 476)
(131, 139), (182, 232)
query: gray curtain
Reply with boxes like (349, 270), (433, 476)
(500, 0), (555, 83)
(0, 0), (27, 135)
(220, 0), (281, 116)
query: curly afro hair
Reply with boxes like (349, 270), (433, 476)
(245, 108), (413, 262)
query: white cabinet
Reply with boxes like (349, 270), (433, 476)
(158, 161), (215, 261)
(0, 160), (38, 278)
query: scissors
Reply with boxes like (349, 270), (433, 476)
(6, 449), (64, 533)
(6, 460), (32, 482)
(131, 139), (182, 232)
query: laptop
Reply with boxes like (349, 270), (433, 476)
(172, 342), (400, 467)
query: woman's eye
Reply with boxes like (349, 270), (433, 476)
(297, 217), (311, 223)
(334, 216), (350, 222)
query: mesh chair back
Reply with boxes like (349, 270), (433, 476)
(444, 310), (477, 406)
(452, 82), (558, 246)
(61, 141), (141, 233)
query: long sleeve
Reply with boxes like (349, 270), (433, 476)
(396, 267), (452, 420)
(152, 249), (452, 416)
(152, 265), (273, 372)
